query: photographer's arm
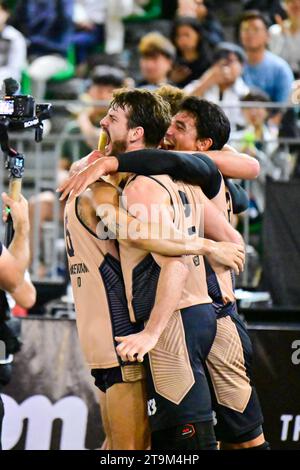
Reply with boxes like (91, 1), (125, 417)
(9, 277), (36, 310)
(0, 193), (30, 293)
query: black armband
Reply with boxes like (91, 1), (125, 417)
(0, 242), (2, 257)
(117, 149), (222, 199)
(226, 180), (249, 214)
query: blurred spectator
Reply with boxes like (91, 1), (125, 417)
(11, 0), (73, 99)
(137, 32), (175, 90)
(242, 0), (286, 23)
(239, 10), (294, 102)
(74, 0), (136, 60)
(29, 65), (126, 275)
(73, 0), (106, 64)
(0, 0), (26, 85)
(177, 0), (198, 17)
(185, 42), (249, 130)
(193, 0), (224, 46)
(170, 16), (212, 88)
(231, 90), (290, 213)
(269, 0), (300, 78)
(105, 0), (135, 55)
(177, 0), (224, 46)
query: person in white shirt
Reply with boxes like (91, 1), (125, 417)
(269, 0), (300, 77)
(73, 0), (107, 63)
(0, 1), (26, 86)
(230, 90), (284, 213)
(185, 42), (249, 130)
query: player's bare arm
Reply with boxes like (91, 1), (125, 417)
(115, 177), (190, 362)
(89, 180), (244, 267)
(115, 255), (189, 363)
(121, 177), (244, 273)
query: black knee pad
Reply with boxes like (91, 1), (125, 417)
(151, 420), (218, 450)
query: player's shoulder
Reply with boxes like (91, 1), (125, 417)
(124, 175), (171, 205)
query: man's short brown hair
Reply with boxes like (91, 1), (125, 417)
(111, 88), (172, 147)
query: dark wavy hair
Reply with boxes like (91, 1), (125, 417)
(179, 97), (231, 150)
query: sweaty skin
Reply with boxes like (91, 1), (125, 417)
(88, 181), (245, 273)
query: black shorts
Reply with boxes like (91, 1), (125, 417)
(206, 302), (264, 443)
(91, 367), (124, 393)
(91, 363), (146, 394)
(145, 303), (217, 432)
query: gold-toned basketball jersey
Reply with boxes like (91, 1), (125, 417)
(64, 194), (136, 369)
(119, 174), (212, 324)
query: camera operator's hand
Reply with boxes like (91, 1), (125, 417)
(0, 193), (30, 293)
(2, 193), (29, 234)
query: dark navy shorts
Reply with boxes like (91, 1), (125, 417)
(206, 302), (264, 443)
(145, 303), (217, 432)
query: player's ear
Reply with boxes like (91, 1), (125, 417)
(196, 137), (213, 151)
(128, 126), (144, 143)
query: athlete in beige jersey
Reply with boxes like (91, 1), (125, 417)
(91, 90), (247, 450)
(162, 97), (268, 450)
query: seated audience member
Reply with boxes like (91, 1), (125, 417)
(177, 0), (224, 46)
(242, 0), (286, 22)
(137, 32), (175, 90)
(231, 90), (290, 214)
(73, 0), (106, 64)
(239, 10), (294, 102)
(269, 0), (300, 78)
(0, 0), (26, 85)
(170, 16), (212, 88)
(185, 42), (249, 130)
(74, 0), (135, 59)
(29, 66), (126, 274)
(11, 0), (73, 99)
(105, 0), (135, 55)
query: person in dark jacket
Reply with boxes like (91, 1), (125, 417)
(11, 0), (74, 98)
(170, 16), (212, 88)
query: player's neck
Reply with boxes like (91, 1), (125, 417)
(126, 143), (146, 152)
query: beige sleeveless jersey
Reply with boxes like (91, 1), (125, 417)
(207, 177), (236, 305)
(119, 174), (212, 323)
(64, 195), (125, 369)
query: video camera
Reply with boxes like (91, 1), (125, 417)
(0, 78), (52, 142)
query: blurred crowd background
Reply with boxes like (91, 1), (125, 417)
(0, 0), (299, 314)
